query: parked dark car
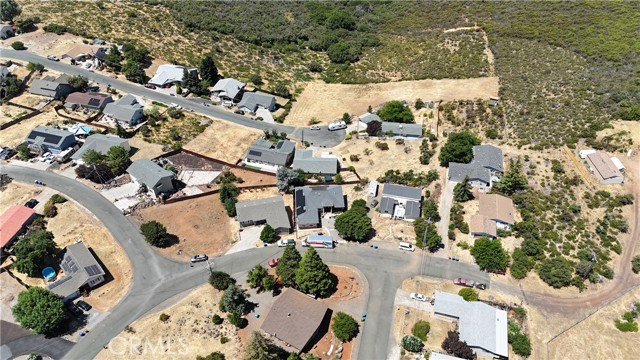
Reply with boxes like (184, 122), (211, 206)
(24, 199), (38, 208)
(234, 109), (245, 115)
(76, 300), (92, 312)
(66, 303), (83, 317)
(370, 199), (379, 207)
(0, 147), (16, 160)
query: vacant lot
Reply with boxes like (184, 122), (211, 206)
(0, 182), (42, 214)
(184, 119), (263, 164)
(0, 108), (64, 147)
(95, 285), (241, 360)
(136, 195), (237, 261)
(129, 136), (166, 161)
(288, 78), (499, 126)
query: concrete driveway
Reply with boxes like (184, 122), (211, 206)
(294, 127), (346, 148)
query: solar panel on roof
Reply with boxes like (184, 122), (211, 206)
(248, 150), (262, 156)
(62, 263), (71, 273)
(27, 130), (62, 144)
(85, 265), (102, 276)
(70, 264), (78, 273)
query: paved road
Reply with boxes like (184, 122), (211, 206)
(0, 165), (488, 360)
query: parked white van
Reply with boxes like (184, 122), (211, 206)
(398, 242), (415, 252)
(328, 121), (347, 131)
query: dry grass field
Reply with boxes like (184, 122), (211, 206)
(0, 108), (64, 147)
(184, 119), (262, 164)
(287, 77), (499, 126)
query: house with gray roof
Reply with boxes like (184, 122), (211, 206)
(211, 78), (245, 102)
(72, 133), (130, 161)
(29, 74), (73, 100)
(48, 241), (105, 302)
(127, 159), (175, 195)
(64, 92), (113, 111)
(433, 291), (508, 359)
(103, 94), (144, 125)
(447, 145), (503, 189)
(295, 185), (345, 229)
(0, 24), (14, 39)
(381, 122), (423, 137)
(292, 150), (339, 175)
(244, 138), (296, 169)
(358, 112), (381, 124)
(237, 92), (277, 113)
(235, 195), (291, 234)
(25, 126), (76, 154)
(379, 184), (422, 221)
(148, 64), (198, 87)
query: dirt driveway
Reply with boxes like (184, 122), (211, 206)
(288, 77), (499, 126)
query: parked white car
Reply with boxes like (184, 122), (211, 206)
(398, 242), (415, 252)
(39, 152), (51, 162)
(410, 292), (428, 302)
(277, 239), (295, 247)
(309, 125), (321, 130)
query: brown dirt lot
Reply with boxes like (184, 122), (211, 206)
(0, 108), (65, 147)
(0, 29), (82, 59)
(95, 285), (241, 360)
(136, 195), (238, 261)
(288, 78), (499, 126)
(0, 182), (42, 214)
(184, 119), (263, 164)
(129, 136), (166, 162)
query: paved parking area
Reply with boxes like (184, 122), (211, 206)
(256, 108), (274, 123)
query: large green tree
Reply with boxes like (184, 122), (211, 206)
(438, 131), (481, 166)
(209, 271), (235, 290)
(495, 158), (528, 195)
(414, 221), (441, 252)
(537, 257), (573, 288)
(140, 221), (169, 247)
(377, 100), (414, 123)
(259, 224), (277, 243)
(276, 245), (301, 287)
(421, 198), (440, 222)
(243, 331), (285, 360)
(470, 237), (510, 272)
(247, 264), (269, 289)
(219, 284), (250, 314)
(199, 54), (219, 84)
(106, 146), (131, 175)
(67, 75), (88, 91)
(334, 202), (371, 241)
(12, 287), (66, 334)
(122, 61), (146, 84)
(453, 176), (474, 202)
(13, 230), (56, 277)
(331, 312), (359, 341)
(103, 45), (123, 72)
(82, 149), (106, 165)
(295, 248), (334, 297)
(0, 0), (21, 22)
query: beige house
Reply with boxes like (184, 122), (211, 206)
(586, 152), (624, 184)
(478, 193), (515, 229)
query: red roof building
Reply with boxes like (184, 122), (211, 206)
(0, 205), (36, 250)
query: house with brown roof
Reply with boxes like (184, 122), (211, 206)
(260, 288), (331, 353)
(585, 152), (624, 184)
(62, 44), (107, 61)
(470, 214), (497, 238)
(0, 205), (37, 253)
(478, 193), (515, 229)
(64, 92), (114, 111)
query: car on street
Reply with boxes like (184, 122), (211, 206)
(398, 242), (415, 252)
(277, 239), (295, 247)
(0, 147), (16, 160)
(46, 55), (59, 61)
(410, 292), (428, 302)
(76, 300), (92, 312)
(190, 254), (208, 263)
(24, 199), (38, 208)
(454, 278), (475, 287)
(181, 89), (191, 97)
(268, 258), (279, 267)
(234, 109), (245, 115)
(370, 199), (379, 207)
(475, 283), (487, 290)
(309, 125), (321, 130)
(144, 83), (156, 89)
(66, 303), (83, 317)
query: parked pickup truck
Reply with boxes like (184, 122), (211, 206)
(454, 278), (486, 290)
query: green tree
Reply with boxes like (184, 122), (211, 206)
(341, 112), (352, 124)
(103, 45), (122, 72)
(243, 331), (284, 360)
(276, 245), (301, 287)
(470, 237), (510, 272)
(631, 255), (640, 274)
(250, 74), (263, 86)
(2, 74), (22, 98)
(122, 61), (146, 84)
(26, 62), (44, 72)
(259, 224), (277, 243)
(82, 149), (106, 165)
(219, 182), (240, 202)
(227, 311), (244, 328)
(196, 352), (225, 360)
(366, 120), (382, 136)
(327, 41), (360, 64)
(11, 41), (26, 50)
(12, 287), (65, 335)
(0, 0), (21, 22)
(421, 198), (440, 222)
(412, 320), (430, 341)
(495, 159), (528, 195)
(295, 248), (334, 297)
(274, 84), (290, 98)
(15, 16), (39, 33)
(453, 176), (474, 202)
(223, 197), (237, 217)
(262, 275), (276, 291)
(13, 230), (56, 277)
(276, 167), (304, 192)
(334, 203), (372, 242)
(15, 143), (30, 160)
(415, 98), (425, 110)
(219, 284), (250, 314)
(139, 221), (169, 247)
(377, 100), (414, 123)
(438, 131), (481, 166)
(458, 288), (479, 301)
(331, 312), (359, 341)
(325, 9), (355, 30)
(199, 54), (219, 83)
(106, 146), (131, 175)
(209, 271), (235, 290)
(67, 75), (89, 91)
(182, 68), (199, 91)
(247, 264), (269, 289)
(537, 257), (573, 288)
(401, 335), (424, 353)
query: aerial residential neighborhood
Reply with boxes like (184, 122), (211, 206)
(0, 1), (639, 360)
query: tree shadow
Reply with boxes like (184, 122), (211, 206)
(161, 233), (181, 248)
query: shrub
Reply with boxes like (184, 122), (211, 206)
(259, 224), (277, 243)
(208, 271), (235, 290)
(140, 221), (169, 247)
(510, 331), (532, 356)
(159, 313), (170, 322)
(331, 312), (359, 341)
(11, 41), (26, 50)
(212, 314), (223, 325)
(43, 23), (68, 34)
(485, 128), (500, 139)
(334, 174), (343, 184)
(250, 74), (263, 86)
(49, 194), (67, 204)
(43, 202), (57, 218)
(632, 255), (640, 274)
(349, 154), (359, 162)
(227, 311), (244, 328)
(401, 335), (423, 353)
(458, 288), (478, 301)
(537, 257), (573, 288)
(375, 141), (389, 150)
(220, 336), (229, 344)
(470, 237), (509, 272)
(412, 320), (430, 341)
(197, 352), (225, 360)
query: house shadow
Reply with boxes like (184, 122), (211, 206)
(128, 146), (139, 157)
(302, 308), (334, 353)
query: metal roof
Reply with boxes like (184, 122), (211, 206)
(48, 241), (105, 298)
(433, 291), (508, 358)
(382, 184), (422, 201)
(358, 112), (381, 124)
(295, 185), (345, 226)
(405, 200), (421, 219)
(211, 78), (245, 99)
(0, 205), (35, 248)
(235, 195), (291, 230)
(586, 152), (623, 180)
(127, 159), (174, 190)
(292, 150), (339, 175)
(72, 134), (130, 160)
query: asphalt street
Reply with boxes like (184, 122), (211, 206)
(0, 166), (488, 360)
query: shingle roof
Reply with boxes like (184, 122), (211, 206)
(65, 92), (113, 109)
(478, 193), (515, 225)
(472, 145), (503, 172)
(358, 112), (381, 124)
(379, 196), (397, 215)
(586, 152), (622, 180)
(48, 241), (105, 298)
(433, 291), (508, 358)
(103, 94), (143, 122)
(127, 159), (174, 190)
(29, 74), (70, 98)
(211, 78), (245, 100)
(382, 184), (422, 201)
(470, 214), (497, 237)
(381, 122), (423, 137)
(260, 288), (329, 351)
(405, 200), (421, 219)
(447, 162), (491, 184)
(72, 134), (129, 160)
(0, 205), (35, 248)
(237, 92), (276, 112)
(245, 139), (295, 166)
(295, 186), (345, 226)
(26, 126), (75, 148)
(292, 150), (339, 175)
(235, 196), (291, 230)
(148, 64), (197, 86)
(63, 44), (106, 59)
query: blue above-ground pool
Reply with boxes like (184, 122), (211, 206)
(42, 267), (56, 281)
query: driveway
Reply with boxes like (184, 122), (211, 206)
(437, 180), (456, 256)
(293, 127), (346, 148)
